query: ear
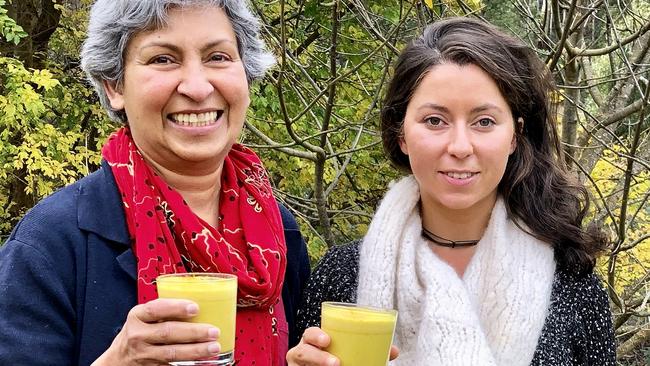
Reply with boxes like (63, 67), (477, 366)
(398, 128), (408, 155)
(103, 80), (125, 110)
(510, 117), (524, 154)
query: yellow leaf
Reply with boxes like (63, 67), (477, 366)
(424, 0), (433, 9)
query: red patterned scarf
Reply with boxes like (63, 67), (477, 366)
(102, 127), (287, 365)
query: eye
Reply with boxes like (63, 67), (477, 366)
(208, 53), (230, 62)
(424, 116), (444, 127)
(475, 118), (495, 127)
(149, 55), (174, 65)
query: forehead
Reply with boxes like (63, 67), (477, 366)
(131, 5), (236, 44)
(408, 63), (510, 110)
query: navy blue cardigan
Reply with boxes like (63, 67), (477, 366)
(0, 160), (310, 365)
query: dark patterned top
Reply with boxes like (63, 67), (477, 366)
(296, 242), (616, 366)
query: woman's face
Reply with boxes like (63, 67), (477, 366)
(105, 6), (249, 172)
(400, 63), (516, 217)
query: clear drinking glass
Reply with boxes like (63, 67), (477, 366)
(320, 302), (398, 366)
(156, 273), (238, 366)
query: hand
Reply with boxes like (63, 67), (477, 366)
(286, 327), (400, 366)
(92, 298), (221, 366)
(286, 327), (338, 366)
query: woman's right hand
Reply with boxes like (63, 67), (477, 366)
(92, 298), (221, 366)
(286, 327), (339, 366)
(287, 327), (400, 366)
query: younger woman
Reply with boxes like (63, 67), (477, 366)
(287, 17), (615, 366)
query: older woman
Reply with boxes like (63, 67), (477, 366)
(287, 18), (615, 366)
(0, 1), (309, 365)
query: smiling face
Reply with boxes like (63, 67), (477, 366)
(104, 6), (249, 172)
(400, 63), (517, 218)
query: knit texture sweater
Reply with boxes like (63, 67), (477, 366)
(356, 177), (556, 365)
(296, 242), (616, 365)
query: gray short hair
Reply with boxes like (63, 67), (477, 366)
(81, 0), (275, 122)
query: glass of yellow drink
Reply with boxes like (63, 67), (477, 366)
(156, 273), (238, 366)
(320, 302), (397, 366)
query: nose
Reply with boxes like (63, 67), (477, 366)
(177, 62), (214, 102)
(447, 124), (473, 159)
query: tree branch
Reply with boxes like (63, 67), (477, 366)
(566, 19), (650, 57)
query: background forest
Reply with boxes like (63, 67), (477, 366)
(0, 0), (648, 363)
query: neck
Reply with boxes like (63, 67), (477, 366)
(144, 156), (224, 228)
(420, 195), (497, 242)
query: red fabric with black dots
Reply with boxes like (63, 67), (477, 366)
(102, 127), (287, 365)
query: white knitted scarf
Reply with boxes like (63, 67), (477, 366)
(357, 176), (556, 366)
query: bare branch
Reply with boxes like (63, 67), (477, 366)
(601, 97), (647, 127)
(566, 19), (650, 57)
(579, 53), (604, 108)
(617, 328), (650, 358)
(547, 0), (578, 71)
(243, 121), (317, 161)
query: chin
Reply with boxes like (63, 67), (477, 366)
(171, 140), (232, 161)
(433, 195), (484, 211)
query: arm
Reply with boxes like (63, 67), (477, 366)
(278, 204), (311, 347)
(577, 274), (616, 366)
(0, 238), (76, 365)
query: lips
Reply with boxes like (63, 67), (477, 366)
(168, 110), (223, 127)
(442, 171), (478, 179)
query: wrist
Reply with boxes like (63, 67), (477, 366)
(91, 345), (118, 366)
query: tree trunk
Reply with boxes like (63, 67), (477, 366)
(0, 0), (61, 69)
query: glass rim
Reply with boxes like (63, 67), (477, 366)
(321, 301), (397, 315)
(156, 273), (238, 281)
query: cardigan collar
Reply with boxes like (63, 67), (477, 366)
(77, 160), (130, 247)
(77, 160), (136, 280)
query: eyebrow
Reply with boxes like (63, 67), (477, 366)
(138, 39), (237, 54)
(416, 102), (504, 114)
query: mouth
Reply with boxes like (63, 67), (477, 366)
(441, 171), (478, 179)
(168, 110), (224, 127)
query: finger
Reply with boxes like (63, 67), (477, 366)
(146, 321), (220, 345)
(286, 343), (339, 366)
(389, 345), (400, 360)
(145, 341), (222, 364)
(301, 327), (331, 348)
(131, 298), (199, 323)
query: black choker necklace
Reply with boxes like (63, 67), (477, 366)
(421, 227), (480, 248)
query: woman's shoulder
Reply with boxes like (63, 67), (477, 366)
(277, 203), (299, 231)
(295, 241), (361, 332)
(6, 165), (123, 251)
(547, 269), (612, 328)
(9, 173), (93, 244)
(534, 269), (615, 365)
(307, 240), (360, 299)
(551, 270), (610, 307)
(316, 241), (360, 274)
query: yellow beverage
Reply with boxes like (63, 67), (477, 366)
(156, 273), (238, 353)
(321, 302), (397, 366)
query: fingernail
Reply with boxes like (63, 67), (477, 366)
(208, 327), (220, 339)
(318, 334), (328, 344)
(186, 303), (198, 316)
(327, 356), (338, 366)
(208, 342), (221, 354)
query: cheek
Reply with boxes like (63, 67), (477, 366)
(487, 145), (514, 175)
(125, 75), (176, 111)
(219, 70), (250, 107)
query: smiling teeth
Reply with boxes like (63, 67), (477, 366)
(445, 172), (475, 179)
(170, 111), (220, 126)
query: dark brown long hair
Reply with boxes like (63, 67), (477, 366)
(381, 17), (608, 275)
